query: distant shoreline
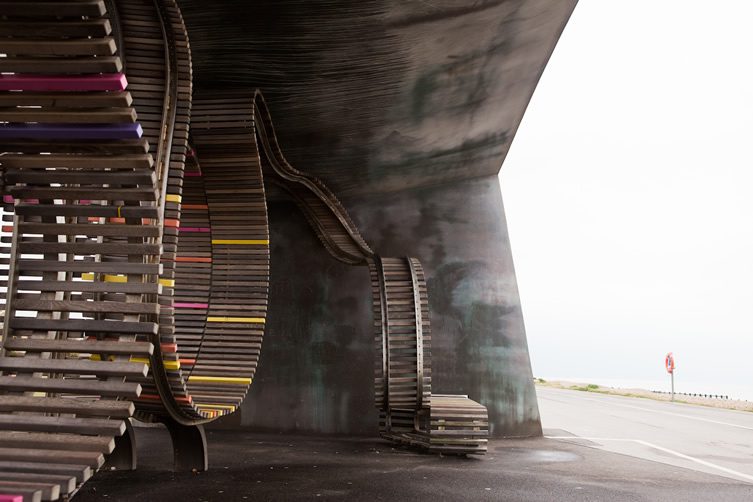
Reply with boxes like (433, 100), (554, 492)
(535, 379), (753, 413)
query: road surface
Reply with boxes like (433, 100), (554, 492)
(538, 385), (753, 483)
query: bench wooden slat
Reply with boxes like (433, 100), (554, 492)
(10, 187), (156, 202)
(0, 56), (122, 74)
(17, 241), (160, 256)
(0, 461), (90, 484)
(0, 153), (153, 169)
(0, 1), (106, 17)
(16, 280), (160, 295)
(0, 446), (104, 469)
(0, 376), (141, 398)
(0, 92), (131, 108)
(0, 19), (111, 38)
(9, 318), (158, 336)
(0, 488), (41, 502)
(0, 480), (57, 501)
(0, 107), (136, 124)
(0, 472), (75, 496)
(0, 396), (133, 418)
(14, 204), (159, 219)
(0, 139), (148, 155)
(5, 169), (155, 185)
(0, 415), (124, 436)
(16, 260), (160, 275)
(0, 37), (115, 56)
(0, 431), (114, 454)
(0, 357), (148, 378)
(10, 300), (159, 316)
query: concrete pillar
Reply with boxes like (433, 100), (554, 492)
(177, 0), (575, 437)
(234, 175), (540, 437)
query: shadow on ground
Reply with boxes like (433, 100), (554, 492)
(74, 427), (753, 501)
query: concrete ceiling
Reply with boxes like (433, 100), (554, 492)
(177, 0), (577, 198)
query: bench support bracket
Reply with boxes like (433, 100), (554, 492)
(158, 417), (209, 472)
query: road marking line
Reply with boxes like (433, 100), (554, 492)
(546, 436), (631, 441)
(634, 440), (753, 483)
(578, 396), (753, 431)
(545, 436), (753, 484)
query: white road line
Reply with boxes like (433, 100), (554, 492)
(546, 436), (632, 441)
(634, 440), (753, 484)
(545, 436), (753, 484)
(576, 395), (753, 431)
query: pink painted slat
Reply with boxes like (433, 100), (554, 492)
(179, 227), (210, 232)
(0, 73), (127, 91)
(0, 495), (24, 502)
(3, 197), (39, 204)
(184, 171), (202, 177)
(174, 303), (209, 309)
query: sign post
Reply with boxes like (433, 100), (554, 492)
(665, 352), (675, 401)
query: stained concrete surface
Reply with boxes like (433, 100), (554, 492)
(225, 176), (538, 437)
(74, 427), (753, 502)
(170, 0), (574, 438)
(177, 0), (577, 196)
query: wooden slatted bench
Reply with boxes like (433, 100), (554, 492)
(369, 257), (489, 455)
(0, 2), (492, 500)
(250, 97), (490, 455)
(0, 1), (191, 500)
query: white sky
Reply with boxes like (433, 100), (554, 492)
(500, 0), (753, 398)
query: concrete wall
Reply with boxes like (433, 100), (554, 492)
(225, 175), (540, 438)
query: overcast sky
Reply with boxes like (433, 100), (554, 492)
(500, 0), (753, 398)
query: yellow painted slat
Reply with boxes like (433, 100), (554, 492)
(90, 354), (119, 362)
(165, 194), (182, 203)
(197, 404), (236, 410)
(130, 356), (180, 371)
(206, 316), (265, 324)
(81, 273), (128, 283)
(211, 239), (269, 245)
(188, 376), (252, 385)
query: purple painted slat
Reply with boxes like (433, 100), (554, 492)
(0, 495), (23, 502)
(0, 73), (128, 91)
(0, 123), (143, 140)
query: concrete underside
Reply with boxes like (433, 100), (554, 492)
(177, 0), (577, 197)
(75, 427), (753, 501)
(172, 0), (579, 436)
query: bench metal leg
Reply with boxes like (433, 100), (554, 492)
(104, 418), (137, 471)
(158, 417), (208, 472)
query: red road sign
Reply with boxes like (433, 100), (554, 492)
(665, 352), (675, 374)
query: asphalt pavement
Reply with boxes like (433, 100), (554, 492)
(538, 385), (753, 484)
(74, 418), (753, 501)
